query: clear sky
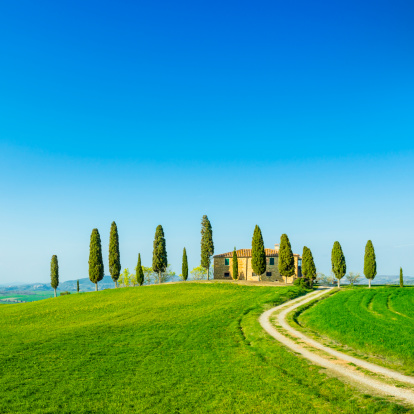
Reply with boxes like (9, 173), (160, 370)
(0, 0), (413, 284)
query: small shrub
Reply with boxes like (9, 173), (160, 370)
(60, 291), (71, 296)
(294, 278), (313, 289)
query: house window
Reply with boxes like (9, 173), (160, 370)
(298, 259), (302, 267)
(269, 258), (275, 265)
(266, 272), (272, 277)
(252, 272), (256, 276)
(224, 272), (230, 277)
(225, 258), (230, 266)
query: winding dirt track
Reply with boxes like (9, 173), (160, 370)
(259, 288), (414, 406)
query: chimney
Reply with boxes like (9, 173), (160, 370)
(274, 243), (280, 252)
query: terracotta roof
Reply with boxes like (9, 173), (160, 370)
(214, 249), (301, 258)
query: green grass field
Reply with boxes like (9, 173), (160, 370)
(0, 283), (409, 413)
(298, 287), (414, 375)
(0, 292), (55, 303)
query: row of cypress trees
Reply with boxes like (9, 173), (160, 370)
(50, 215), (215, 292)
(105, 222), (168, 288)
(330, 240), (404, 288)
(180, 215), (214, 281)
(84, 222), (168, 290)
(91, 222), (169, 289)
(244, 227), (386, 289)
(250, 226), (314, 283)
(331, 240), (377, 288)
(108, 217), (212, 286)
(50, 217), (402, 292)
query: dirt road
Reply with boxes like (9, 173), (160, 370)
(259, 288), (414, 406)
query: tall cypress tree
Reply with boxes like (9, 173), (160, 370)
(400, 267), (403, 288)
(109, 221), (121, 288)
(332, 241), (346, 288)
(232, 247), (238, 281)
(77, 279), (80, 293)
(182, 248), (188, 281)
(302, 246), (316, 286)
(301, 246), (309, 277)
(363, 240), (376, 289)
(136, 253), (144, 286)
(251, 225), (266, 280)
(201, 215), (214, 280)
(279, 234), (295, 283)
(152, 225), (167, 284)
(89, 228), (104, 291)
(50, 255), (59, 298)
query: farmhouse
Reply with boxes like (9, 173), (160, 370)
(213, 244), (302, 283)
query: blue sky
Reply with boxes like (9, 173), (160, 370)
(0, 0), (413, 283)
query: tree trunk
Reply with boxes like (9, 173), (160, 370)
(114, 281), (117, 288)
(95, 283), (98, 291)
(207, 264), (210, 280)
(285, 276), (287, 284)
(54, 288), (56, 298)
(159, 272), (161, 284)
(369, 279), (371, 289)
(337, 279), (340, 288)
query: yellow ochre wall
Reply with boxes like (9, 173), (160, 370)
(213, 256), (300, 283)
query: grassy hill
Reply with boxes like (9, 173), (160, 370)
(0, 283), (407, 413)
(298, 287), (414, 375)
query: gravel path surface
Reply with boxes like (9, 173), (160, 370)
(259, 288), (414, 406)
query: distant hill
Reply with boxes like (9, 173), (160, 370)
(1, 273), (182, 294)
(60, 275), (117, 291)
(338, 274), (413, 285)
(2, 273), (412, 294)
(0, 276), (116, 293)
(370, 274), (414, 285)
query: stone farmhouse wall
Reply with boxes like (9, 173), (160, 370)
(214, 254), (301, 283)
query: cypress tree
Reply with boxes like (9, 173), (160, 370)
(279, 234), (295, 284)
(109, 221), (121, 288)
(89, 228), (104, 291)
(50, 255), (59, 298)
(136, 253), (144, 286)
(152, 225), (167, 284)
(302, 246), (316, 287)
(182, 248), (188, 281)
(400, 267), (403, 288)
(363, 240), (376, 289)
(332, 241), (346, 288)
(251, 225), (266, 280)
(232, 247), (238, 280)
(301, 246), (309, 277)
(201, 215), (214, 280)
(76, 279), (80, 293)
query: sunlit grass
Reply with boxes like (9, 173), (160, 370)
(299, 287), (414, 375)
(0, 283), (408, 413)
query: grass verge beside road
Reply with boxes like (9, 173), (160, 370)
(298, 287), (414, 376)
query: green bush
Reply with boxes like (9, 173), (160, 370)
(60, 291), (71, 296)
(294, 278), (313, 289)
